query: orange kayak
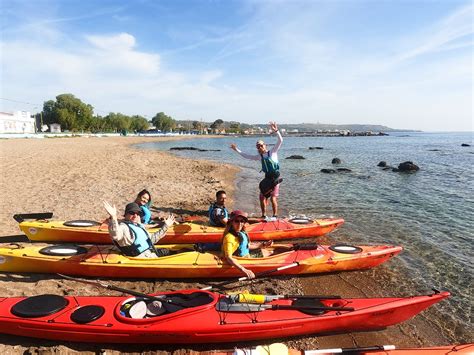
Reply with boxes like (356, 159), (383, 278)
(0, 242), (401, 279)
(15, 213), (344, 244)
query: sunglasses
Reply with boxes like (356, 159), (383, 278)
(256, 144), (264, 148)
(232, 219), (246, 224)
(128, 211), (141, 216)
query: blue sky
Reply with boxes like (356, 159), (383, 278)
(1, 0), (472, 131)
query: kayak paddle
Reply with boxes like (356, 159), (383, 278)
(57, 273), (174, 304)
(304, 345), (396, 354)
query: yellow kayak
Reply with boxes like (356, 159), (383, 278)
(0, 242), (401, 279)
(14, 213), (344, 244)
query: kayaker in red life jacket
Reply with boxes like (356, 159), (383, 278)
(230, 121), (283, 220)
(104, 201), (175, 258)
(222, 210), (273, 279)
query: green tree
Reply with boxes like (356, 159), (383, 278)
(130, 115), (150, 131)
(104, 113), (131, 132)
(55, 94), (94, 131)
(210, 119), (224, 133)
(152, 112), (175, 132)
(42, 100), (56, 125)
(229, 122), (240, 133)
(89, 116), (106, 133)
(41, 94), (94, 131)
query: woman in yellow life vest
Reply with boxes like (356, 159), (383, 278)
(222, 210), (272, 279)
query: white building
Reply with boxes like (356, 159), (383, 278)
(0, 111), (36, 133)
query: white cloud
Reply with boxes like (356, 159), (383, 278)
(86, 33), (136, 51)
(1, 1), (472, 131)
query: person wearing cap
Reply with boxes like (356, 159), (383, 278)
(230, 121), (283, 220)
(208, 190), (229, 227)
(104, 201), (175, 258)
(222, 210), (272, 279)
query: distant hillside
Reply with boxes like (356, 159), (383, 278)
(270, 123), (419, 133)
(175, 120), (418, 133)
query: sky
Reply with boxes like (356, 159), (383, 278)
(1, 0), (472, 131)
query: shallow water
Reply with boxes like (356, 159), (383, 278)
(137, 131), (473, 342)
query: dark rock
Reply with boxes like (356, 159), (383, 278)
(331, 158), (341, 164)
(170, 147), (220, 152)
(377, 161), (387, 167)
(170, 146), (200, 151)
(461, 143), (470, 147)
(321, 169), (337, 173)
(309, 147), (324, 150)
(286, 155), (305, 160)
(428, 149), (441, 151)
(382, 167), (392, 170)
(337, 168), (352, 172)
(397, 161), (419, 172)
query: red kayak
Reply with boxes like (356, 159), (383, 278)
(0, 289), (449, 344)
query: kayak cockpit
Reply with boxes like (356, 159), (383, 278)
(115, 291), (216, 323)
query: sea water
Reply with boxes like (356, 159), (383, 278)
(137, 132), (473, 342)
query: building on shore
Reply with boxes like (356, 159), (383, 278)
(0, 111), (36, 134)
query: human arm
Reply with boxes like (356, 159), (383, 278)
(104, 201), (134, 246)
(230, 143), (260, 161)
(269, 121), (283, 153)
(212, 207), (229, 226)
(149, 214), (175, 243)
(222, 233), (255, 279)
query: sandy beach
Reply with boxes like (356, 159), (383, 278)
(0, 136), (452, 354)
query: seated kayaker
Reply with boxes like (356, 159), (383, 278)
(208, 190), (229, 227)
(104, 201), (175, 258)
(134, 189), (156, 224)
(222, 210), (272, 279)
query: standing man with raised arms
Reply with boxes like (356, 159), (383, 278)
(230, 121), (283, 220)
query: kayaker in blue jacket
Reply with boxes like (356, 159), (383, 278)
(209, 190), (229, 227)
(134, 189), (153, 224)
(230, 121), (283, 220)
(104, 201), (175, 258)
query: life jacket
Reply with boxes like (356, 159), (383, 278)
(197, 231), (249, 256)
(208, 203), (229, 227)
(260, 151), (280, 176)
(235, 231), (250, 257)
(140, 205), (152, 224)
(114, 222), (156, 257)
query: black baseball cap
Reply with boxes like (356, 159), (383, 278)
(124, 202), (142, 216)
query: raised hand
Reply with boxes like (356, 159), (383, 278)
(269, 121), (278, 133)
(163, 213), (176, 227)
(103, 201), (117, 219)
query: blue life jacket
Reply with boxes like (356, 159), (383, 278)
(115, 222), (155, 257)
(140, 205), (152, 224)
(260, 151), (279, 175)
(235, 231), (250, 257)
(208, 203), (229, 227)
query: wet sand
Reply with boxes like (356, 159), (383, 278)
(0, 136), (451, 354)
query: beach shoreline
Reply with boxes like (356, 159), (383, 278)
(0, 136), (452, 354)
